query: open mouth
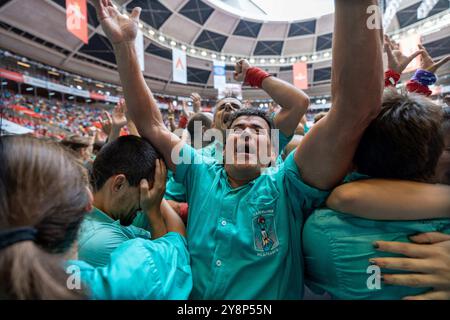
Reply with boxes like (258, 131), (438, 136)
(235, 141), (256, 156)
(222, 113), (231, 125)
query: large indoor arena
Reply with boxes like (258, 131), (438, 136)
(0, 0), (449, 308)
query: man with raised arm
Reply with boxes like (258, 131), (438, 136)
(93, 0), (382, 299)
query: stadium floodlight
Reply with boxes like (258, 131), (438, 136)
(417, 0), (439, 19)
(383, 0), (403, 30)
(17, 61), (30, 68)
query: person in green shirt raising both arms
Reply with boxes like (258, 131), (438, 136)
(93, 0), (450, 299)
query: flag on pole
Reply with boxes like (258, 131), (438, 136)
(66, 0), (88, 44)
(213, 60), (226, 89)
(293, 62), (308, 90)
(173, 48), (187, 84)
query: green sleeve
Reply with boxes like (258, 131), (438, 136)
(70, 233), (192, 300)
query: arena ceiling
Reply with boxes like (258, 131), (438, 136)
(0, 0), (449, 99)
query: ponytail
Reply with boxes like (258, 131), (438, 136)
(0, 241), (85, 299)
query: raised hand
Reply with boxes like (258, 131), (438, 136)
(384, 35), (423, 74)
(191, 93), (202, 113)
(99, 111), (112, 135)
(111, 99), (127, 129)
(234, 59), (251, 83)
(93, 0), (141, 45)
(418, 44), (450, 73)
(139, 159), (167, 213)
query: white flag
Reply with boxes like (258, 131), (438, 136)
(172, 48), (187, 84)
(213, 60), (226, 89)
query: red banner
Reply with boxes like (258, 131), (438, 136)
(11, 105), (44, 119)
(293, 62), (308, 90)
(66, 0), (88, 44)
(89, 92), (106, 101)
(0, 68), (24, 83)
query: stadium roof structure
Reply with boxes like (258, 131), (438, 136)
(0, 0), (449, 100)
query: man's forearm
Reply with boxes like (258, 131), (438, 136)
(331, 0), (383, 120)
(327, 180), (450, 220)
(146, 206), (167, 239)
(161, 200), (186, 236)
(295, 0), (383, 190)
(126, 120), (140, 137)
(113, 42), (182, 170)
(108, 126), (122, 142)
(262, 77), (309, 136)
(113, 42), (163, 134)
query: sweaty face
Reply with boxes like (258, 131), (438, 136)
(213, 98), (242, 132)
(224, 115), (273, 180)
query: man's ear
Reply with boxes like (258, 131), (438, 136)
(111, 174), (127, 193)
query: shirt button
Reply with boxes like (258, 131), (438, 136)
(216, 260), (222, 267)
(221, 220), (227, 226)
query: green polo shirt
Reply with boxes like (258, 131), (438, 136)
(78, 207), (151, 267)
(69, 232), (192, 299)
(165, 141), (222, 202)
(165, 132), (293, 203)
(303, 173), (450, 300)
(174, 144), (328, 299)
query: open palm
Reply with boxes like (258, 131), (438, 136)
(112, 100), (127, 128)
(384, 35), (423, 74)
(94, 0), (141, 45)
(418, 44), (450, 74)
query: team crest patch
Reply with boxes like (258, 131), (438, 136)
(252, 214), (279, 253)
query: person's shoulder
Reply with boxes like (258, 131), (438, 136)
(111, 233), (189, 267)
(78, 222), (130, 249)
(126, 224), (151, 239)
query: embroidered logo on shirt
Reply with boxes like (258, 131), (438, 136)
(252, 213), (279, 255)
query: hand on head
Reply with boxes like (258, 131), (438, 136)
(139, 159), (167, 213)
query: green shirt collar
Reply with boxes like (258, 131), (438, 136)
(88, 207), (115, 223)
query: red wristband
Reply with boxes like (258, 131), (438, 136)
(179, 203), (189, 224)
(245, 67), (271, 88)
(384, 69), (401, 87)
(178, 115), (188, 129)
(406, 80), (432, 96)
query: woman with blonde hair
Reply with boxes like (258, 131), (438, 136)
(0, 135), (191, 299)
